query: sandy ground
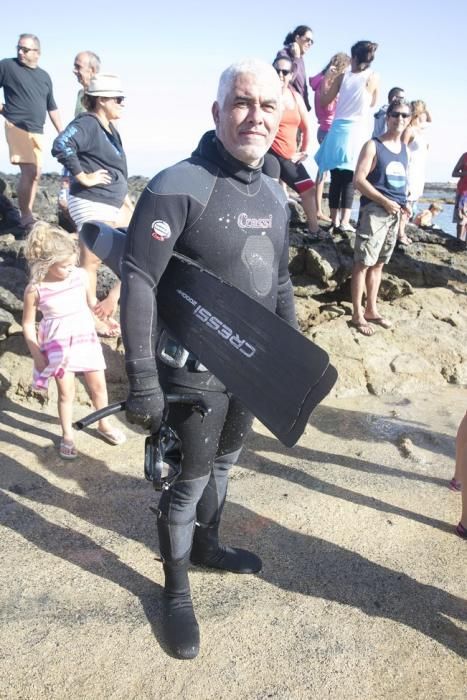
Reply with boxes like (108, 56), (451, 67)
(0, 385), (466, 699)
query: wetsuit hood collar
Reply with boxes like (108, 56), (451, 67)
(192, 131), (263, 185)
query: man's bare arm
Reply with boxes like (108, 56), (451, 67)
(353, 139), (401, 215)
(48, 109), (63, 133)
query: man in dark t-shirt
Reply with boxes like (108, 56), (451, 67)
(0, 34), (62, 230)
(351, 98), (411, 335)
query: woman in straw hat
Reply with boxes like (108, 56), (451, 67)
(52, 74), (132, 336)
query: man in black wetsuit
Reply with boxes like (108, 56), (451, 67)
(120, 59), (297, 659)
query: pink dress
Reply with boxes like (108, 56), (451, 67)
(33, 267), (106, 390)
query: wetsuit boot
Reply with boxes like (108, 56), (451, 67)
(190, 521), (262, 574)
(158, 515), (199, 659)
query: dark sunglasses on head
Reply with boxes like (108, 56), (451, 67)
(17, 45), (37, 53)
(113, 96), (125, 104)
(389, 111), (410, 119)
(275, 68), (291, 76)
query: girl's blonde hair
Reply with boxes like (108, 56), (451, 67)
(411, 99), (427, 117)
(325, 52), (351, 76)
(23, 221), (78, 283)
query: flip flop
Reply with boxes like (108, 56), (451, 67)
(97, 427), (126, 446)
(398, 235), (412, 246)
(365, 317), (393, 329)
(448, 478), (462, 493)
(349, 320), (375, 336)
(59, 440), (78, 460)
(456, 522), (467, 539)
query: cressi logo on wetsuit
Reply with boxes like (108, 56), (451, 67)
(151, 220), (171, 241)
(237, 213), (272, 229)
(175, 287), (256, 358)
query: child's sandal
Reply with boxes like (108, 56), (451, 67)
(59, 440), (78, 460)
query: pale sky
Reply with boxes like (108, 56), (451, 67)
(1, 1), (465, 182)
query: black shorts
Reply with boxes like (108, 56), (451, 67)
(268, 149), (314, 194)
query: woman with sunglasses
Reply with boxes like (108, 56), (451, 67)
(52, 74), (131, 336)
(269, 56), (324, 241)
(315, 41), (379, 234)
(276, 25), (314, 111)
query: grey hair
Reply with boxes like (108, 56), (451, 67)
(216, 59), (280, 107)
(19, 33), (40, 51)
(77, 51), (101, 73)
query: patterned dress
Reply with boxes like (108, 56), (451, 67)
(33, 267), (106, 390)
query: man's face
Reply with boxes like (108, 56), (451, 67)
(16, 37), (40, 68)
(390, 90), (405, 104)
(212, 71), (282, 167)
(73, 53), (95, 87)
(386, 105), (411, 135)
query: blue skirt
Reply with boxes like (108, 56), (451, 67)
(315, 118), (364, 172)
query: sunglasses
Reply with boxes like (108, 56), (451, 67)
(17, 46), (37, 54)
(303, 37), (314, 44)
(389, 111), (410, 119)
(275, 68), (291, 76)
(113, 96), (125, 104)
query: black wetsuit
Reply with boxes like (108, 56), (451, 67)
(121, 130), (296, 560)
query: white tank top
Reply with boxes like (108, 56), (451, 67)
(335, 67), (373, 121)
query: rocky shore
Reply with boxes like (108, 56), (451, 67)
(1, 171), (466, 404)
(1, 173), (466, 698)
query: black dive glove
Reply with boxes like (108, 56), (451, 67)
(125, 365), (166, 434)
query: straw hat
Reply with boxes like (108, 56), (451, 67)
(85, 74), (124, 97)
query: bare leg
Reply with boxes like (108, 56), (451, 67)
(350, 262), (373, 335)
(80, 219), (121, 333)
(83, 370), (112, 433)
(80, 242), (100, 306)
(363, 262), (384, 319)
(330, 208), (340, 227)
(55, 372), (76, 443)
(398, 210), (412, 244)
(316, 172), (331, 221)
(84, 369), (125, 443)
(455, 412), (467, 527)
(340, 207), (353, 228)
(300, 187), (319, 233)
(457, 222), (467, 242)
(17, 163), (41, 226)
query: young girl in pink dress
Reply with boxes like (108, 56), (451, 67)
(22, 222), (126, 459)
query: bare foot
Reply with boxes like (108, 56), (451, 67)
(398, 234), (412, 246)
(364, 316), (392, 329)
(350, 319), (375, 336)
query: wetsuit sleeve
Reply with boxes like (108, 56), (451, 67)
(120, 183), (192, 377)
(51, 119), (91, 175)
(275, 218), (298, 329)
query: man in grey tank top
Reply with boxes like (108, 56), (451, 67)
(350, 98), (411, 336)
